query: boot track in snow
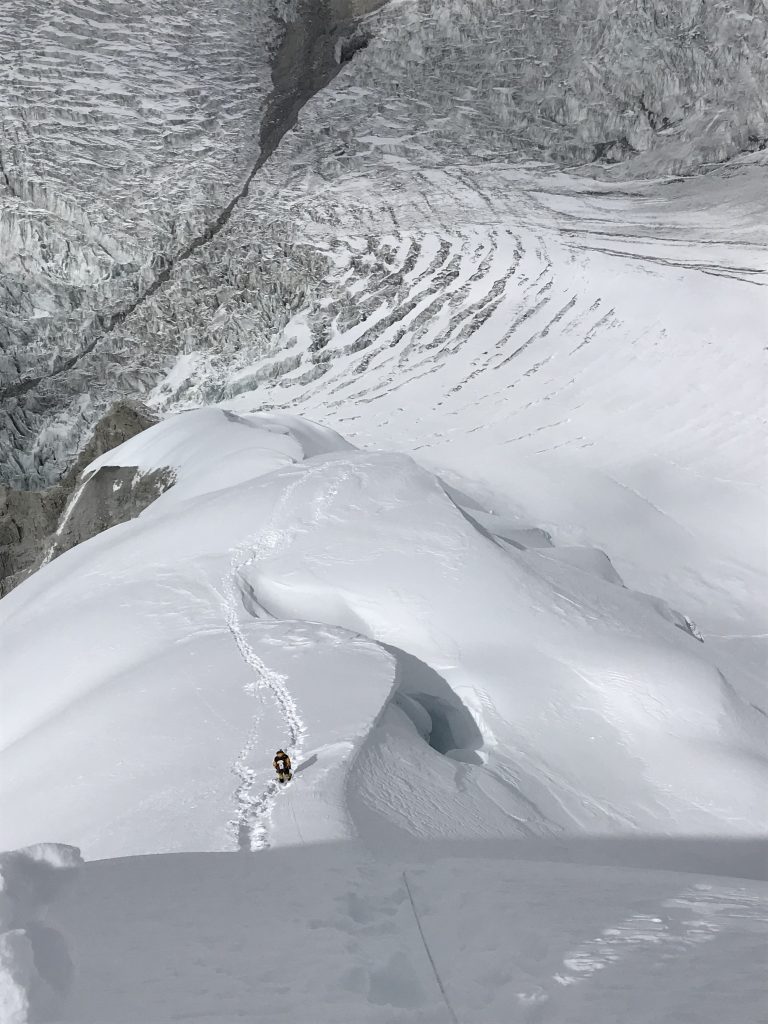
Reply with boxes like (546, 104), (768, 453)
(218, 456), (358, 850)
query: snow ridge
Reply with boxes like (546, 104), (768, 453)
(219, 455), (359, 849)
(220, 528), (305, 851)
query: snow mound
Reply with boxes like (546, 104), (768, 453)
(0, 412), (397, 857)
(84, 407), (354, 503)
(0, 843), (81, 1024)
(234, 447), (766, 836)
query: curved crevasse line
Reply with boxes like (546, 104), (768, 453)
(219, 456), (360, 850)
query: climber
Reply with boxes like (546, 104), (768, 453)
(274, 749), (292, 784)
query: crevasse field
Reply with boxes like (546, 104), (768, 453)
(0, 1), (766, 1022)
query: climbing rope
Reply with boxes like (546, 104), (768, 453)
(287, 784), (306, 845)
(402, 871), (460, 1024)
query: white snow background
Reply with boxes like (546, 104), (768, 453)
(1, 0), (767, 1021)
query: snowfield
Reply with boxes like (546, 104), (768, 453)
(2, 410), (765, 861)
(2, 840), (767, 1024)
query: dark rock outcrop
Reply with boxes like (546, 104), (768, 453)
(0, 400), (170, 596)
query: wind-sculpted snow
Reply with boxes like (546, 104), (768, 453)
(2, 0), (763, 684)
(1, 6), (765, 1017)
(0, 412), (765, 861)
(0, 413), (398, 856)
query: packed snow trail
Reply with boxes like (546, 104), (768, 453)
(220, 520), (306, 850)
(218, 455), (358, 850)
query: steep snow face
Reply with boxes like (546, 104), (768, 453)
(227, 447), (765, 838)
(0, 412), (765, 860)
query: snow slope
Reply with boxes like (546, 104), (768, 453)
(8, 0), (758, 692)
(0, 412), (400, 857)
(30, 842), (768, 1024)
(1, 410), (765, 864)
(3, 837), (767, 1024)
(0, 843), (82, 1024)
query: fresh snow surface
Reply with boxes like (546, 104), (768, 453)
(2, 413), (764, 1021)
(35, 844), (768, 1024)
(1, 409), (766, 865)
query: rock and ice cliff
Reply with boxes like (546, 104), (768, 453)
(1, 0), (765, 487)
(0, 401), (162, 595)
